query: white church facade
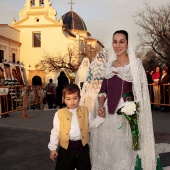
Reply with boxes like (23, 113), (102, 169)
(0, 0), (104, 86)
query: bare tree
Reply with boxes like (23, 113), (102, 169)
(134, 3), (170, 65)
(37, 46), (79, 73)
(142, 50), (164, 70)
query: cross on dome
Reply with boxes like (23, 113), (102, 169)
(68, 0), (75, 11)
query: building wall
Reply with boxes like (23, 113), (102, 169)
(28, 69), (46, 86)
(0, 25), (21, 62)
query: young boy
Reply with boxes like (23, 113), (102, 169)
(48, 84), (105, 170)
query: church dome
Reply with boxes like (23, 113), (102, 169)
(62, 10), (87, 31)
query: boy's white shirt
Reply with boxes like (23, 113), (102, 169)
(48, 107), (105, 151)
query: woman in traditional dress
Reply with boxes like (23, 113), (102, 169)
(80, 53), (106, 113)
(90, 30), (161, 170)
(75, 57), (90, 90)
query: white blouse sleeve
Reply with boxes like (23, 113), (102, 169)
(48, 111), (60, 151)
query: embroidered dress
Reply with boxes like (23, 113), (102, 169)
(80, 53), (106, 113)
(90, 64), (136, 170)
(88, 41), (158, 170)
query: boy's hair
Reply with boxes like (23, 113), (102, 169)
(62, 84), (80, 98)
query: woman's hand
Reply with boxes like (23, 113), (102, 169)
(98, 106), (106, 118)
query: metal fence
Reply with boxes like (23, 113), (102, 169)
(148, 84), (170, 106)
(0, 84), (169, 117)
(0, 85), (44, 117)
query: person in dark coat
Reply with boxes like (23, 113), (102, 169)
(159, 68), (170, 112)
(45, 79), (55, 109)
(147, 70), (154, 109)
(56, 71), (69, 108)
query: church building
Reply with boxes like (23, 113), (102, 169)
(0, 0), (104, 86)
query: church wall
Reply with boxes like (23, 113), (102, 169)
(72, 29), (90, 39)
(19, 26), (77, 67)
(16, 15), (59, 26)
(18, 24), (78, 85)
(28, 70), (46, 86)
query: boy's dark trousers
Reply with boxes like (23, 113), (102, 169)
(55, 140), (91, 170)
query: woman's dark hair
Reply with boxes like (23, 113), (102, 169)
(154, 66), (161, 72)
(162, 68), (168, 73)
(113, 30), (128, 43)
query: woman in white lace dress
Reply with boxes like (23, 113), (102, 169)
(75, 57), (90, 90)
(80, 53), (106, 113)
(90, 30), (161, 170)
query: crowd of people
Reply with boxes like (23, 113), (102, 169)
(146, 66), (170, 112)
(44, 71), (69, 109)
(48, 30), (163, 170)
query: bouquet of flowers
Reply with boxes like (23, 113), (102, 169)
(117, 99), (140, 151)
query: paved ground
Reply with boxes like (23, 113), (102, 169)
(0, 109), (170, 170)
(152, 110), (170, 169)
(0, 109), (56, 170)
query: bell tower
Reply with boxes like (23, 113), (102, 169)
(30, 0), (44, 7)
(14, 0), (57, 21)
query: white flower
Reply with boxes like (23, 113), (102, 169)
(121, 101), (136, 115)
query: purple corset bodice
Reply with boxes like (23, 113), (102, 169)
(99, 75), (133, 114)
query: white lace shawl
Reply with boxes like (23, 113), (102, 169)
(128, 43), (157, 169)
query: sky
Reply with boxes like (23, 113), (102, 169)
(0, 0), (169, 49)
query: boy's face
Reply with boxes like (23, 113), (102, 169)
(63, 92), (80, 109)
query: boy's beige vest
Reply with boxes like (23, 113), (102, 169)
(58, 106), (89, 149)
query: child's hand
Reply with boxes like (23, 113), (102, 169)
(98, 106), (106, 118)
(50, 150), (58, 161)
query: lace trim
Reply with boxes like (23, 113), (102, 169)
(104, 64), (133, 82)
(98, 92), (107, 98)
